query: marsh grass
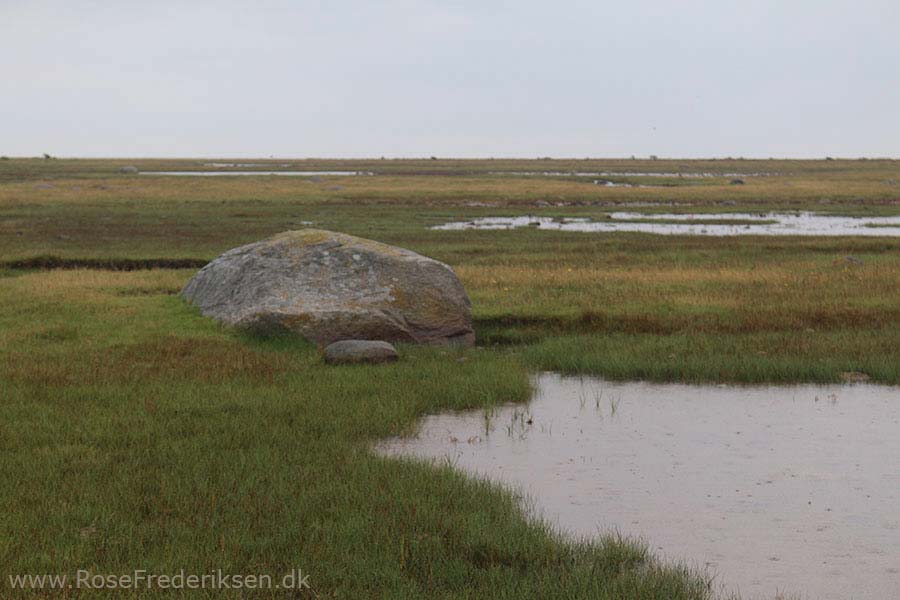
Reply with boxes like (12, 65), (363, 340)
(864, 222), (900, 228)
(0, 270), (717, 599)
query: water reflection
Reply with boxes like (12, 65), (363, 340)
(377, 374), (900, 600)
(433, 212), (900, 236)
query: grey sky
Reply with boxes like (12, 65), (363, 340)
(2, 0), (898, 158)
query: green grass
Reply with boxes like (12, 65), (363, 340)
(1, 158), (898, 598)
(1, 270), (715, 599)
(521, 331), (898, 383)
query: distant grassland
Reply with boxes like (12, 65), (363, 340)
(1, 158), (898, 598)
(1, 157), (898, 384)
(1, 157), (899, 262)
(2, 155), (900, 176)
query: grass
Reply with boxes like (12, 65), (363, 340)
(1, 158), (898, 598)
(0, 270), (714, 599)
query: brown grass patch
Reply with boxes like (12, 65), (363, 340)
(3, 336), (289, 387)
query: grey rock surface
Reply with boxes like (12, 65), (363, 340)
(324, 340), (398, 365)
(182, 229), (475, 346)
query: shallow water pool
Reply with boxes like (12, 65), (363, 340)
(433, 212), (900, 236)
(377, 374), (900, 600)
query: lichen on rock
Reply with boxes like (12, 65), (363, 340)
(182, 229), (475, 346)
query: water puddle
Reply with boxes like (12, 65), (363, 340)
(377, 374), (900, 600)
(433, 212), (900, 236)
(594, 180), (644, 188)
(140, 170), (373, 177)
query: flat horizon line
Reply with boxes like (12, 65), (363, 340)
(4, 155), (900, 162)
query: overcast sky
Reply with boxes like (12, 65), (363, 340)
(2, 0), (898, 158)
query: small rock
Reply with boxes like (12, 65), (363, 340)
(324, 340), (398, 365)
(833, 255), (864, 266)
(840, 371), (870, 383)
(119, 166), (139, 174)
(534, 200), (551, 207)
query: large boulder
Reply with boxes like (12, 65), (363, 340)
(181, 229), (475, 346)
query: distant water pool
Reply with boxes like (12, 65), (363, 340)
(377, 374), (900, 600)
(433, 212), (900, 236)
(140, 171), (373, 177)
